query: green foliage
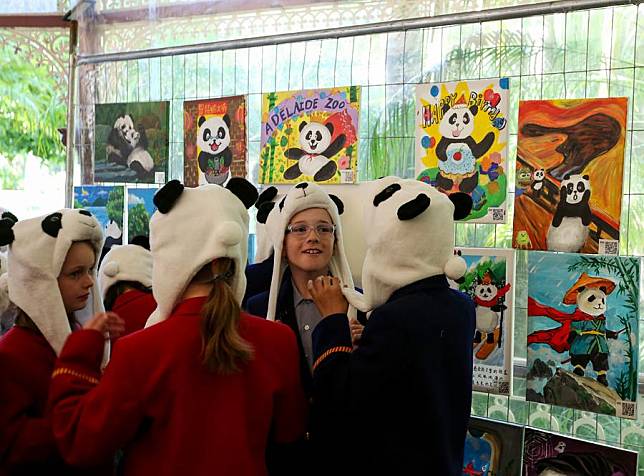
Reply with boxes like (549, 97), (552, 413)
(459, 258), (507, 295)
(106, 188), (124, 224)
(0, 44), (66, 167)
(128, 203), (150, 239)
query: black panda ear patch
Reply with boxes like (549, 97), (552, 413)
(329, 194), (344, 215)
(583, 175), (590, 180)
(41, 212), (63, 238)
(131, 235), (151, 250)
(257, 202), (275, 224)
(154, 180), (184, 214)
(0, 217), (16, 246)
(198, 116), (206, 127)
(325, 123), (334, 135)
(449, 192), (473, 220)
(599, 286), (607, 293)
(299, 121), (307, 133)
(256, 186), (278, 209)
(78, 209), (92, 217)
(469, 105), (478, 116)
(564, 173), (571, 180)
(225, 177), (258, 210)
(278, 196), (286, 212)
(397, 194), (431, 221)
(222, 114), (231, 129)
(1, 211), (18, 224)
(441, 103), (450, 115)
(373, 183), (402, 207)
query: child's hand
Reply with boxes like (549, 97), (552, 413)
(307, 276), (349, 318)
(83, 312), (125, 339)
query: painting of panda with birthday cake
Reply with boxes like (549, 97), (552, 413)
(183, 96), (247, 187)
(94, 101), (169, 184)
(415, 78), (509, 223)
(259, 86), (360, 185)
(512, 98), (627, 254)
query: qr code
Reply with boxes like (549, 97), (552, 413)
(155, 172), (166, 184)
(498, 381), (510, 395)
(619, 401), (636, 419)
(490, 207), (505, 222)
(598, 239), (619, 256)
(340, 170), (355, 183)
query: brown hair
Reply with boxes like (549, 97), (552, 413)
(196, 258), (253, 374)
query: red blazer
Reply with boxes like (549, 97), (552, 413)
(0, 326), (110, 476)
(111, 289), (157, 338)
(49, 297), (307, 476)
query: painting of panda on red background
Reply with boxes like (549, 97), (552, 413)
(94, 101), (170, 184)
(183, 96), (247, 187)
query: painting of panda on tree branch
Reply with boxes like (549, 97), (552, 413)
(259, 86), (360, 185)
(526, 251), (640, 419)
(415, 78), (510, 223)
(513, 98), (627, 254)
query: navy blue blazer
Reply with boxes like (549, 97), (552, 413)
(311, 274), (476, 476)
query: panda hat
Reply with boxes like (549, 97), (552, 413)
(253, 186), (281, 263)
(0, 209), (104, 355)
(98, 241), (153, 302)
(145, 179), (258, 327)
(342, 177), (472, 312)
(264, 181), (354, 321)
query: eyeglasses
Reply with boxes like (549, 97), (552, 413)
(286, 223), (336, 237)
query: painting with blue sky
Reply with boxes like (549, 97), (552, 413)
(73, 185), (124, 249)
(127, 187), (158, 243)
(526, 251), (639, 419)
(463, 417), (523, 476)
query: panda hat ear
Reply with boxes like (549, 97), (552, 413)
(226, 177), (258, 210)
(397, 193), (431, 221)
(222, 114), (231, 129)
(154, 180), (184, 214)
(256, 186), (278, 209)
(299, 121), (307, 133)
(131, 235), (151, 250)
(198, 116), (206, 127)
(449, 192), (473, 220)
(1, 211), (18, 224)
(257, 202), (275, 224)
(0, 217), (16, 246)
(329, 194), (344, 215)
(41, 212), (63, 238)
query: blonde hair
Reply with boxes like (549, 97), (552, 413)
(196, 258), (253, 374)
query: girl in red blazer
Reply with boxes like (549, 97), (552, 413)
(49, 179), (308, 476)
(0, 209), (111, 476)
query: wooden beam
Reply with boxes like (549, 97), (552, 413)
(0, 15), (70, 28)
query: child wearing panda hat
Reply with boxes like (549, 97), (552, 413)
(0, 209), (115, 475)
(48, 179), (307, 476)
(98, 236), (156, 338)
(307, 177), (476, 476)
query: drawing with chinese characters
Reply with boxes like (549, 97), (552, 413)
(450, 248), (514, 395)
(526, 251), (639, 419)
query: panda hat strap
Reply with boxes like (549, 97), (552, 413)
(145, 179), (258, 327)
(265, 182), (355, 322)
(3, 209), (105, 356)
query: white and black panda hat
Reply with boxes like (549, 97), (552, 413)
(145, 179), (258, 327)
(264, 181), (354, 321)
(98, 237), (153, 302)
(0, 209), (105, 355)
(343, 177), (472, 312)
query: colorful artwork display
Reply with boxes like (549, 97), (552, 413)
(73, 185), (124, 249)
(415, 78), (509, 223)
(127, 188), (158, 242)
(259, 86), (360, 184)
(526, 252), (640, 419)
(463, 417), (524, 476)
(183, 96), (247, 187)
(94, 101), (169, 184)
(450, 248), (514, 395)
(513, 98), (627, 254)
(524, 428), (638, 476)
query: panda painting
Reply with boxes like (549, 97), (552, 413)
(547, 174), (592, 252)
(105, 114), (155, 180)
(283, 120), (346, 182)
(473, 282), (500, 344)
(531, 168), (545, 196)
(434, 97), (495, 195)
(196, 114), (232, 185)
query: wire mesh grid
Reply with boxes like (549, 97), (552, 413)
(73, 2), (644, 467)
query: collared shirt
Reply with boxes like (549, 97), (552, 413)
(292, 281), (324, 371)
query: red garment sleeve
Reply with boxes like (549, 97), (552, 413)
(528, 296), (572, 322)
(0, 367), (59, 468)
(271, 323), (308, 443)
(49, 329), (144, 467)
